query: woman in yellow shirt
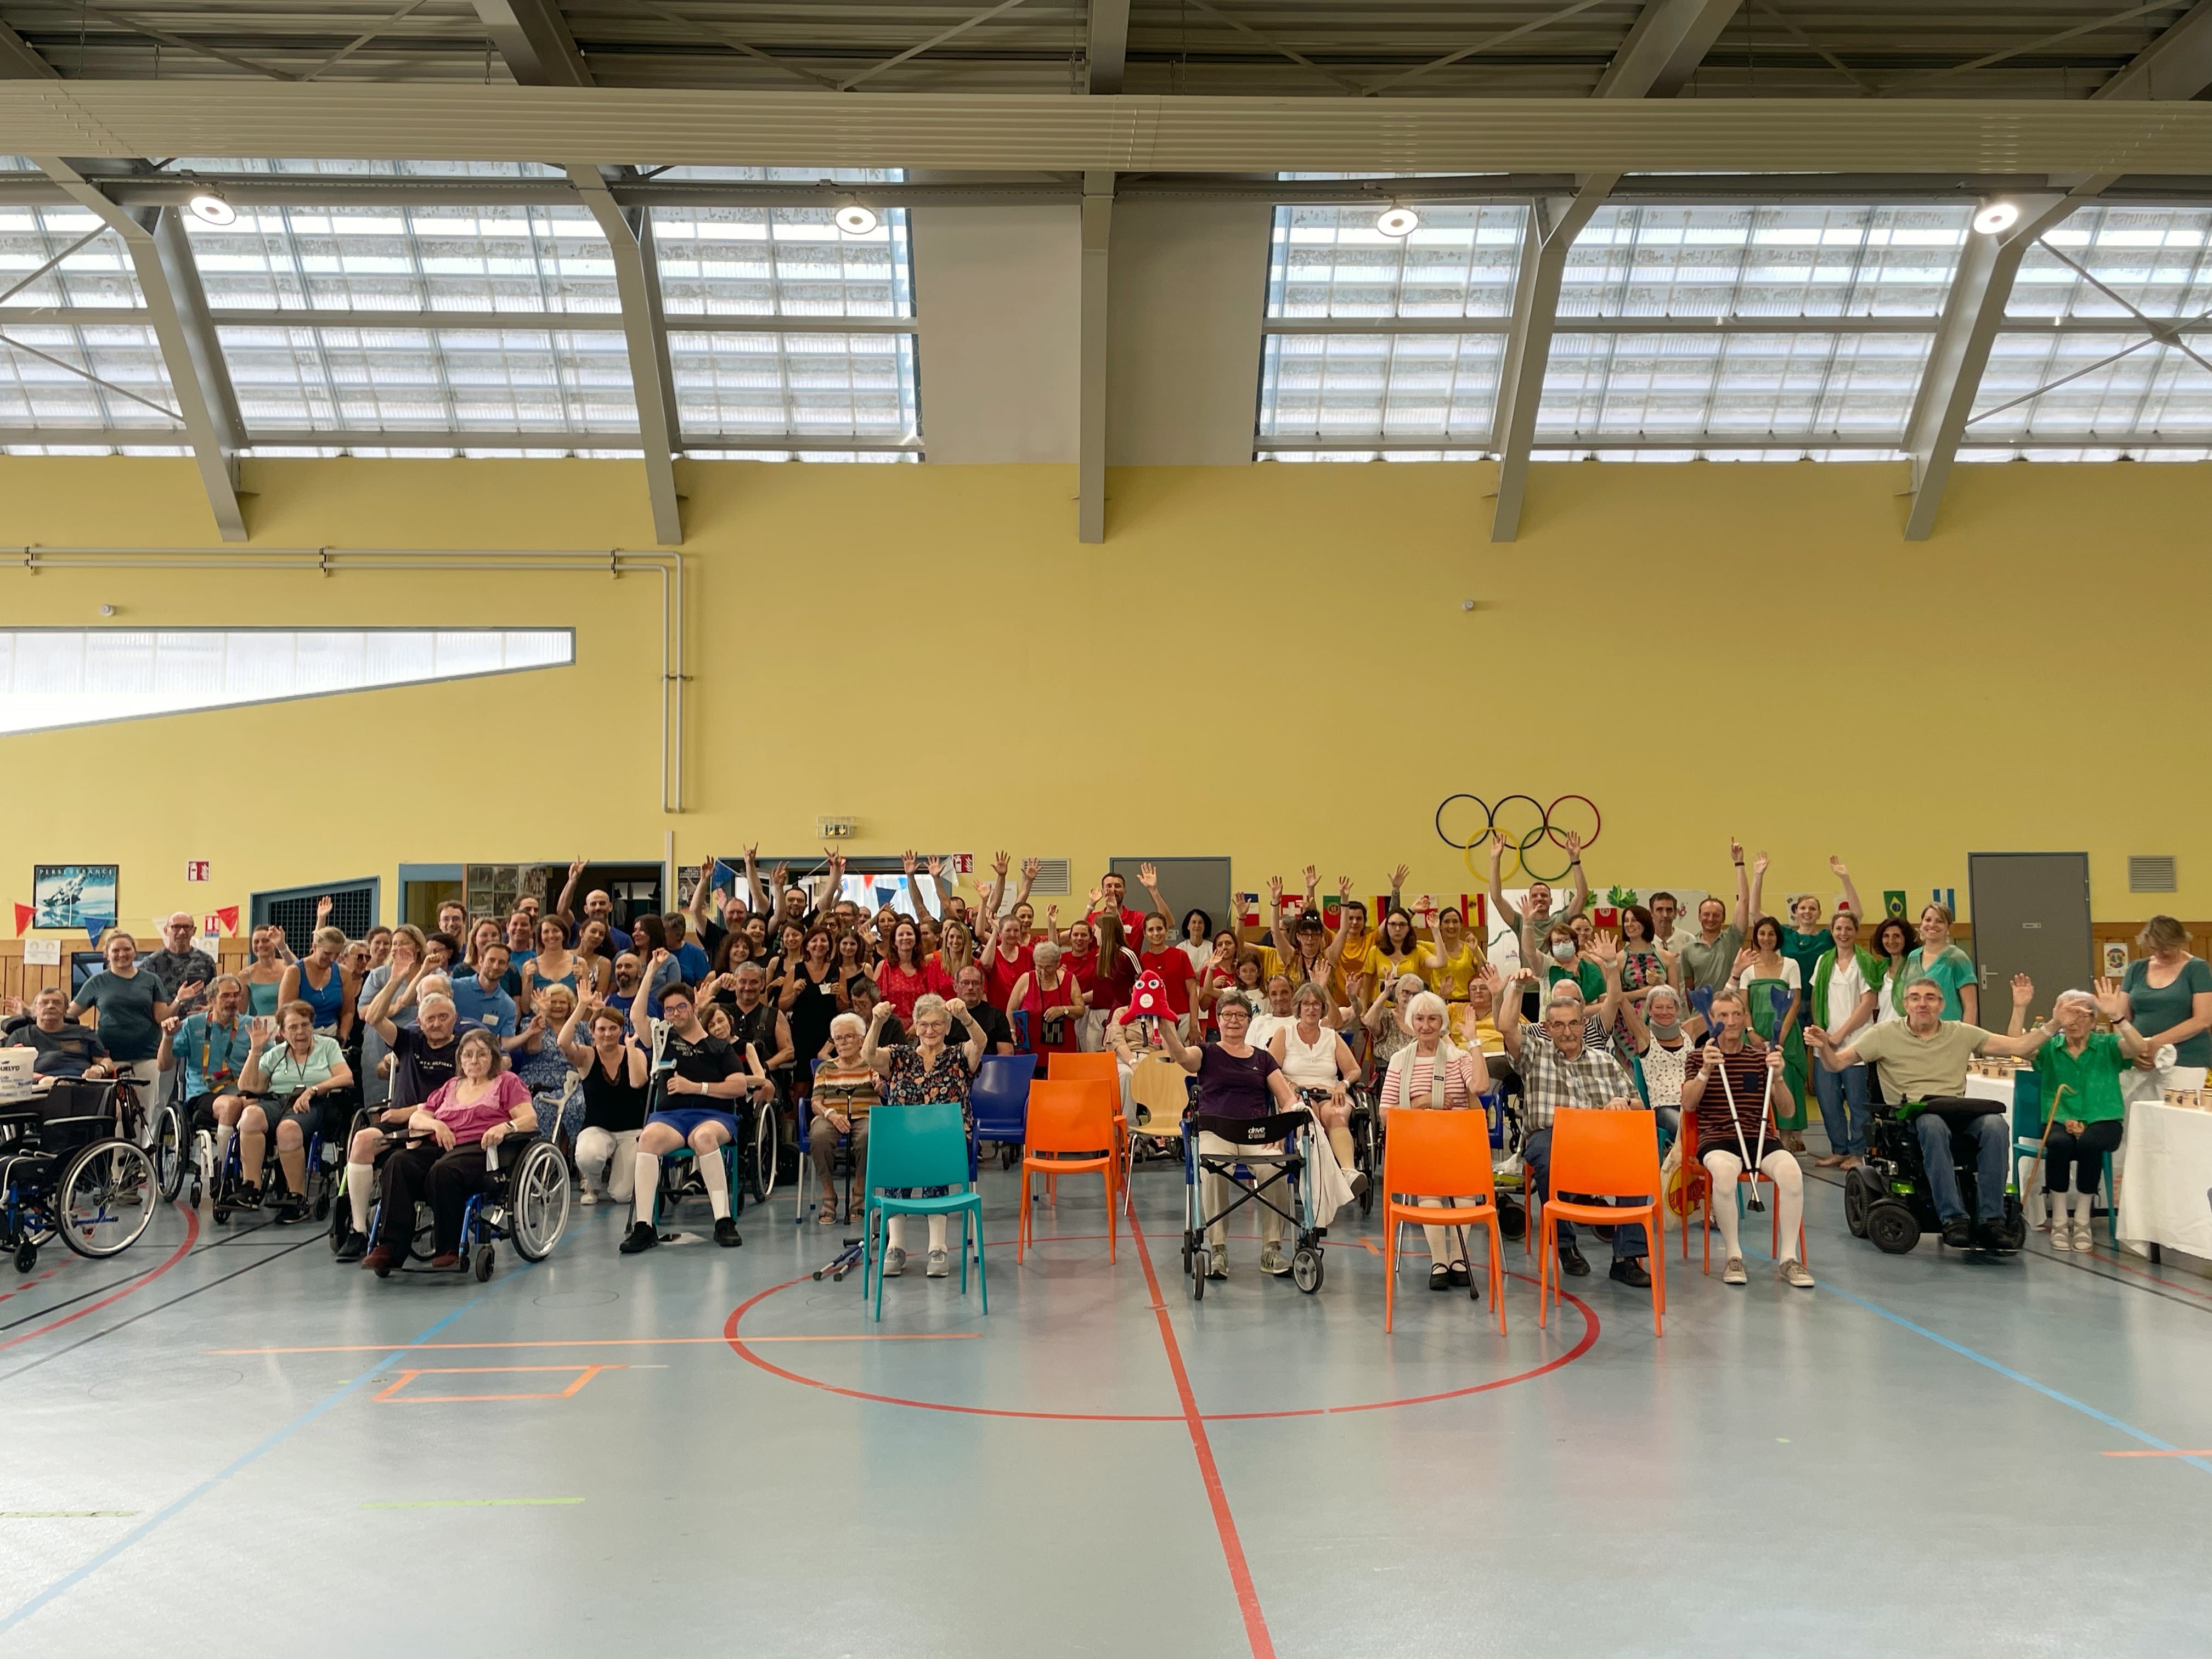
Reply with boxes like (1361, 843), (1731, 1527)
(1422, 905), (1486, 1006)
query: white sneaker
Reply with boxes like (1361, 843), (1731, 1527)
(578, 1186), (599, 1206)
(1259, 1243), (1289, 1276)
(925, 1249), (950, 1278)
(1206, 1245), (1227, 1279)
(1779, 1257), (1815, 1289)
(883, 1246), (907, 1277)
(1722, 1256), (1747, 1285)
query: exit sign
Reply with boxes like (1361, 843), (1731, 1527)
(185, 860), (210, 882)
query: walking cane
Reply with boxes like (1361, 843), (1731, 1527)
(2024, 1084), (2076, 1227)
(1742, 983), (1796, 1207)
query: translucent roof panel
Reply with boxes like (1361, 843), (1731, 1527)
(1259, 333), (1505, 445)
(651, 206), (913, 319)
(1267, 205), (1527, 319)
(1968, 330), (2212, 442)
(217, 323), (636, 435)
(2008, 206), (2212, 322)
(184, 206), (617, 315)
(670, 330), (918, 443)
(1560, 205), (1973, 319)
(0, 322), (181, 431)
(171, 159), (567, 179)
(1536, 330), (1935, 440)
(1, 207), (146, 310)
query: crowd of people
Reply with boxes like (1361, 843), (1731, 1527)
(6, 842), (2200, 1294)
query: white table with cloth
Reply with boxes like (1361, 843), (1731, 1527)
(2118, 1100), (2212, 1262)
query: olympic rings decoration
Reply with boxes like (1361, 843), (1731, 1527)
(1435, 794), (1604, 884)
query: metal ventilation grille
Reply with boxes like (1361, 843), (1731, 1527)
(1030, 859), (1071, 896)
(2129, 855), (2177, 893)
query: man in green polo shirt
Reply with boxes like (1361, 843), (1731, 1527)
(1808, 976), (2053, 1249)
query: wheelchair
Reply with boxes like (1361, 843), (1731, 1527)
(360, 1129), (571, 1280)
(1342, 1084), (1379, 1217)
(640, 1075), (772, 1238)
(1181, 1108), (1328, 1299)
(0, 1079), (158, 1272)
(204, 1093), (344, 1226)
(1843, 1099), (2025, 1255)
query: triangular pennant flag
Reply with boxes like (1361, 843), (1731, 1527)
(214, 905), (240, 933)
(13, 904), (30, 936)
(84, 915), (112, 949)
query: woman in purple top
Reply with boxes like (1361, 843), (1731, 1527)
(362, 1029), (535, 1277)
(1160, 988), (1301, 1281)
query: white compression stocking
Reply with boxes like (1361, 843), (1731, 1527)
(1760, 1148), (1804, 1263)
(346, 1164), (375, 1235)
(1702, 1150), (1745, 1257)
(213, 1124), (235, 1174)
(633, 1152), (661, 1228)
(697, 1146), (730, 1220)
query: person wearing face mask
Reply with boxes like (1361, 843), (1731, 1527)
(1681, 989), (1812, 1289)
(2015, 978), (2152, 1249)
(1487, 832), (1588, 971)
(1617, 982), (1702, 1142)
(1379, 990), (1492, 1291)
(1807, 908), (1883, 1168)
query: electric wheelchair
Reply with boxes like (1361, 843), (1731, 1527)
(1843, 1098), (2025, 1255)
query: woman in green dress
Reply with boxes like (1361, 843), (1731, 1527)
(1733, 915), (1808, 1148)
(1901, 902), (1978, 1025)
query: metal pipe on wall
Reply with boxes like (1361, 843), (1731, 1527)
(7, 545), (686, 813)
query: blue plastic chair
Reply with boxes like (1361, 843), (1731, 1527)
(861, 1101), (988, 1320)
(792, 1058), (840, 1225)
(969, 1053), (1039, 1170)
(2011, 1068), (2117, 1245)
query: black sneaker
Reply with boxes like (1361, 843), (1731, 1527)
(1940, 1216), (1974, 1250)
(334, 1229), (366, 1263)
(619, 1221), (659, 1255)
(272, 1194), (308, 1226)
(1558, 1243), (1590, 1277)
(232, 1183), (263, 1210)
(713, 1216), (742, 1248)
(1609, 1257), (1652, 1289)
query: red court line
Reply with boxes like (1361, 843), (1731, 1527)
(2080, 1245), (2212, 1302)
(0, 1263), (68, 1304)
(212, 1334), (980, 1355)
(1127, 1206), (1277, 1659)
(0, 1201), (199, 1355)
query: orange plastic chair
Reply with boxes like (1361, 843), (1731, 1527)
(1043, 1052), (1127, 1206)
(1674, 1123), (1809, 1272)
(1017, 1080), (1119, 1264)
(1537, 1107), (1666, 1335)
(1381, 1107), (1505, 1335)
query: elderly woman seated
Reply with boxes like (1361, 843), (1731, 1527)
(239, 999), (354, 1220)
(1159, 988), (1304, 1280)
(1268, 980), (1364, 1194)
(862, 991), (989, 1279)
(1378, 991), (1492, 1293)
(809, 1011), (878, 1223)
(361, 1029), (536, 1276)
(2018, 977), (2153, 1250)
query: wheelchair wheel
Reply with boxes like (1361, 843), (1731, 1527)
(752, 1101), (779, 1204)
(508, 1139), (571, 1262)
(328, 1172), (354, 1253)
(58, 1141), (156, 1259)
(151, 1105), (187, 1203)
(1292, 1245), (1323, 1294)
(474, 1244), (496, 1282)
(1187, 1229), (1205, 1302)
(14, 1242), (35, 1273)
(1866, 1201), (1920, 1255)
(1842, 1171), (1871, 1239)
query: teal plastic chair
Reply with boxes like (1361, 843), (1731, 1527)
(861, 1101), (988, 1320)
(2010, 1068), (2117, 1245)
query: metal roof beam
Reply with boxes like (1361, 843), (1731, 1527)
(2094, 0), (2212, 101)
(566, 162), (680, 544)
(1900, 182), (2109, 541)
(1489, 174), (1617, 541)
(473, 0), (591, 87)
(1086, 0), (1130, 94)
(33, 157), (247, 541)
(1595, 0), (1743, 98)
(1077, 168), (1112, 543)
(0, 19), (55, 78)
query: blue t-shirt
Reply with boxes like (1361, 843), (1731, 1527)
(674, 941), (710, 985)
(450, 974), (517, 1039)
(177, 1011), (253, 1097)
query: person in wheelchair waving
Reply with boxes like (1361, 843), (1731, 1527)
(239, 1000), (353, 1221)
(1807, 975), (2055, 1251)
(361, 1029), (534, 1276)
(620, 969), (764, 1255)
(156, 974), (252, 1182)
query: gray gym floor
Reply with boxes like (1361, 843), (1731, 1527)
(2, 1155), (2206, 1658)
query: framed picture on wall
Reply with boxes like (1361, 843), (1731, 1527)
(32, 864), (119, 929)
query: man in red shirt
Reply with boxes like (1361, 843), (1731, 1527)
(1087, 864), (1174, 944)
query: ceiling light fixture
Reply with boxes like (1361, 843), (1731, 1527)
(187, 187), (237, 227)
(1971, 200), (2020, 236)
(834, 203), (881, 236)
(1376, 205), (1420, 238)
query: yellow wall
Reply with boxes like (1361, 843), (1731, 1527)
(1, 454), (2206, 930)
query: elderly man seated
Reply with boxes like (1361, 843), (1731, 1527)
(1808, 974), (2057, 1251)
(337, 967), (464, 1262)
(2, 988), (114, 1084)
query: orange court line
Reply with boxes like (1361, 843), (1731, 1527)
(212, 1334), (980, 1355)
(2101, 1448), (2212, 1458)
(375, 1364), (623, 1404)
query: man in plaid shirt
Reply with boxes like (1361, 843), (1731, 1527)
(1491, 962), (1652, 1288)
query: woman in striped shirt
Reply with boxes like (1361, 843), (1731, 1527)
(1378, 991), (1492, 1293)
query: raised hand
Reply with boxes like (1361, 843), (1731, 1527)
(1047, 904), (1059, 923)
(1733, 946), (1757, 976)
(1336, 874), (1352, 900)
(1389, 863), (1410, 890)
(249, 1015), (276, 1047)
(315, 895), (334, 921)
(1753, 852), (1770, 878)
(1477, 963), (1505, 1000)
(161, 1014), (182, 1035)
(1829, 854), (1848, 878)
(2093, 978), (2130, 1023)
(944, 997), (969, 1018)
(569, 857), (589, 881)
(926, 856), (944, 879)
(1587, 930), (1620, 965)
(1139, 862), (1160, 889)
(1729, 837), (1743, 866)
(0, 995), (20, 1018)
(1300, 864), (1317, 892)
(649, 947), (670, 968)
(1268, 875), (1284, 908)
(742, 843), (758, 862)
(992, 851), (1010, 880)
(770, 861), (789, 886)
(2010, 972), (2035, 1008)
(1087, 888), (1104, 911)
(1562, 831), (1582, 861)
(902, 849), (917, 876)
(1021, 857), (1042, 883)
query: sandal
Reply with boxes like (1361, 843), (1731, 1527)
(816, 1200), (839, 1224)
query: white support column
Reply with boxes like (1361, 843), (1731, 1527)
(1594, 0), (1742, 97)
(1901, 188), (2102, 541)
(1489, 174), (1616, 543)
(1086, 0), (1131, 92)
(36, 159), (246, 541)
(568, 163), (682, 546)
(1077, 168), (1114, 544)
(472, 0), (592, 85)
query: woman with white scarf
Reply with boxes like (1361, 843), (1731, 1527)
(1377, 991), (1492, 1294)
(1617, 982), (1702, 1142)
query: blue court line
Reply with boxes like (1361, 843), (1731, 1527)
(0, 1268), (532, 1635)
(1821, 1279), (2212, 1476)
